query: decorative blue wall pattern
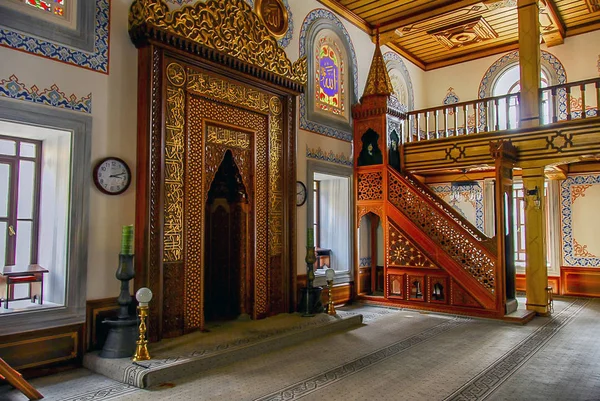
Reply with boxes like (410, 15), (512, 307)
(560, 175), (600, 267)
(0, 75), (92, 114)
(306, 145), (353, 166)
(0, 0), (109, 74)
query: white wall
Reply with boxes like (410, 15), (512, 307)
(0, 0), (137, 300)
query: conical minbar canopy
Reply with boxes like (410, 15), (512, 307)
(361, 37), (393, 100)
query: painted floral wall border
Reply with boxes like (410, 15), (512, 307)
(0, 75), (92, 114)
(560, 174), (600, 267)
(0, 0), (109, 74)
(306, 145), (353, 166)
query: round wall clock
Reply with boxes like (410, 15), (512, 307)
(93, 157), (132, 195)
(296, 181), (307, 206)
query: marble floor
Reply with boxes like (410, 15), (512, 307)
(1, 298), (599, 401)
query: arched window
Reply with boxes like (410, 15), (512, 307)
(491, 64), (551, 128)
(315, 38), (345, 116)
(479, 50), (567, 129)
(299, 10), (358, 142)
(383, 52), (415, 114)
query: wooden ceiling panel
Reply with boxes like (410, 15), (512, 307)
(317, 0), (600, 69)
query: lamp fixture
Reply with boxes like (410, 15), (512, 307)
(526, 186), (542, 210)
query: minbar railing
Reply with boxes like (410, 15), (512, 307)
(402, 77), (600, 143)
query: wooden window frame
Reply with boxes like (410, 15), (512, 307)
(0, 135), (43, 266)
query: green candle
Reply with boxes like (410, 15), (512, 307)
(307, 227), (314, 248)
(121, 225), (134, 255)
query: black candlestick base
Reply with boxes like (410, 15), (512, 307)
(298, 286), (323, 315)
(100, 318), (138, 358)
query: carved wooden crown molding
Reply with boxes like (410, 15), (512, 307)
(128, 0), (306, 92)
(428, 17), (498, 50)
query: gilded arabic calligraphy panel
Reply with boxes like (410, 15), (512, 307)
(164, 79), (185, 262)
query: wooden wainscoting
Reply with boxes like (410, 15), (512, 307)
(561, 266), (600, 297)
(0, 323), (83, 378)
(86, 296), (137, 351)
(516, 274), (561, 294)
(297, 275), (353, 306)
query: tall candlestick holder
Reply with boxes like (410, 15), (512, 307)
(100, 254), (138, 358)
(326, 267), (336, 316)
(133, 287), (152, 361)
(302, 246), (317, 317)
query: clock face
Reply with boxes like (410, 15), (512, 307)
(93, 157), (131, 195)
(296, 181), (307, 206)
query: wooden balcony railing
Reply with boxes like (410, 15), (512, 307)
(401, 77), (600, 143)
(402, 93), (520, 143)
(540, 77), (600, 123)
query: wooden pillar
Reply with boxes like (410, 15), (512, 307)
(491, 141), (517, 315)
(523, 167), (549, 315)
(518, 0), (542, 128)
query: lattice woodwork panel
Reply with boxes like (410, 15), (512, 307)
(388, 172), (496, 293)
(404, 174), (485, 242)
(387, 223), (439, 268)
(358, 171), (383, 201)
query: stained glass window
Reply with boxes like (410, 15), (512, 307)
(315, 38), (345, 116)
(22, 0), (66, 18)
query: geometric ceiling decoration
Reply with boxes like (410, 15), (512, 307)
(428, 17), (498, 49)
(317, 0), (600, 70)
(586, 0), (600, 12)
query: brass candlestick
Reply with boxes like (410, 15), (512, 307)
(133, 287), (152, 362)
(326, 268), (336, 316)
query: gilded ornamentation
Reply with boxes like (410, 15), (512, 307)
(573, 239), (597, 258)
(358, 172), (383, 201)
(361, 45), (393, 99)
(255, 0), (288, 39)
(185, 99), (205, 330)
(187, 81), (270, 318)
(166, 63), (186, 87)
(128, 0), (307, 86)
(269, 96), (284, 256)
(269, 96), (282, 115)
(164, 83), (186, 262)
(388, 223), (438, 268)
(207, 125), (251, 149)
(571, 184), (593, 203)
(388, 171), (496, 293)
(188, 71), (271, 113)
(148, 48), (163, 338)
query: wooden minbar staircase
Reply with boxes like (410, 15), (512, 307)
(352, 41), (525, 320)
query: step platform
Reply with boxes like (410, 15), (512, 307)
(83, 312), (363, 389)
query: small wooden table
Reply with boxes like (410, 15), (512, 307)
(0, 264), (49, 309)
